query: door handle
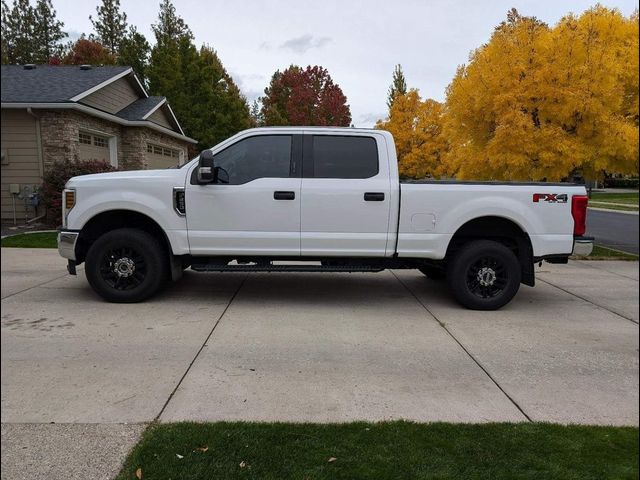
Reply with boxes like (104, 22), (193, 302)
(274, 191), (295, 200)
(364, 192), (385, 201)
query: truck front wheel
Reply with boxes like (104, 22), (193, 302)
(85, 228), (167, 303)
(447, 240), (521, 310)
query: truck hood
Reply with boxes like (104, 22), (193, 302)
(65, 168), (188, 188)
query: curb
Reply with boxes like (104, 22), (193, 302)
(1, 230), (57, 240)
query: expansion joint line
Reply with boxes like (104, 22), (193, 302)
(390, 271), (533, 423)
(153, 274), (249, 423)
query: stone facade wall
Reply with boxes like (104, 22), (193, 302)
(38, 110), (124, 167)
(37, 109), (192, 171)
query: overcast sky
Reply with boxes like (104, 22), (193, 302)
(55, 0), (639, 127)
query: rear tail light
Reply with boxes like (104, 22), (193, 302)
(571, 195), (588, 236)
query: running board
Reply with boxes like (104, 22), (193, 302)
(190, 263), (385, 273)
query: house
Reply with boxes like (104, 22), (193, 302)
(1, 64), (197, 222)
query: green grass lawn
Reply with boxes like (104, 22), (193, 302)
(0, 231), (57, 248)
(117, 421), (638, 480)
(590, 192), (639, 211)
(572, 244), (638, 260)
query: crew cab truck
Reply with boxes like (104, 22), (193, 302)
(58, 127), (592, 310)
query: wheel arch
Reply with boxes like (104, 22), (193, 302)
(445, 215), (535, 286)
(75, 209), (173, 267)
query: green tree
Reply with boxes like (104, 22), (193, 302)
(90, 0), (127, 55)
(32, 0), (66, 63)
(2, 0), (36, 64)
(118, 25), (150, 86)
(1, 1), (10, 63)
(197, 45), (251, 145)
(249, 99), (262, 126)
(147, 0), (250, 148)
(387, 64), (407, 110)
(151, 0), (192, 47)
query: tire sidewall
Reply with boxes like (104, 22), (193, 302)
(447, 240), (521, 310)
(85, 228), (166, 303)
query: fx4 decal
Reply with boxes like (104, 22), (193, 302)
(533, 193), (568, 203)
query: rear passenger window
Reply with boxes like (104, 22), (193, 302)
(312, 136), (378, 179)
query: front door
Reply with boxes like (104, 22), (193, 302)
(300, 133), (392, 257)
(186, 134), (302, 256)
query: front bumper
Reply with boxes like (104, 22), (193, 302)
(57, 230), (79, 261)
(572, 236), (594, 256)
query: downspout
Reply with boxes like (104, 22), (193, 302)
(26, 107), (46, 223)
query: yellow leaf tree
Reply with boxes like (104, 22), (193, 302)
(444, 6), (639, 181)
(376, 90), (449, 179)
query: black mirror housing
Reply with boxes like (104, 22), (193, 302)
(197, 150), (215, 184)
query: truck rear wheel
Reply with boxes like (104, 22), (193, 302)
(446, 240), (521, 310)
(85, 228), (167, 303)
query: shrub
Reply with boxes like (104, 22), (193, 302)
(603, 177), (639, 189)
(42, 159), (116, 226)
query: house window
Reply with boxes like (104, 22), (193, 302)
(79, 131), (108, 148)
(93, 135), (107, 148)
(147, 143), (180, 158)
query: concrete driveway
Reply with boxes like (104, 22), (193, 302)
(1, 248), (638, 479)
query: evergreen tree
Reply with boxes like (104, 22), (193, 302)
(90, 0), (127, 55)
(32, 0), (66, 63)
(387, 64), (407, 110)
(118, 25), (150, 86)
(147, 0), (250, 148)
(3, 0), (36, 64)
(249, 99), (262, 126)
(198, 45), (252, 145)
(1, 1), (10, 63)
(151, 0), (192, 47)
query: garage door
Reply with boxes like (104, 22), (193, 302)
(146, 143), (181, 169)
(78, 132), (110, 163)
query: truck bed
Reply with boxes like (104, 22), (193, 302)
(396, 181), (587, 259)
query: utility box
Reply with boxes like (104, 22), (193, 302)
(9, 183), (20, 194)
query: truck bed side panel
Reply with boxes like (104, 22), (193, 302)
(397, 183), (587, 259)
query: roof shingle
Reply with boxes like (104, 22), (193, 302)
(1, 65), (132, 103)
(116, 96), (165, 121)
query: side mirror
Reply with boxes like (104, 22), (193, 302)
(197, 150), (215, 184)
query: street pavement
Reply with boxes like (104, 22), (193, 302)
(1, 248), (638, 479)
(587, 209), (639, 254)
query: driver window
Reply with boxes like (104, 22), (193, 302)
(213, 135), (292, 185)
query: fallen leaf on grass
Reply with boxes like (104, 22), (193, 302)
(239, 461), (247, 468)
(176, 454), (184, 459)
(328, 457), (337, 463)
(195, 446), (209, 452)
(135, 467), (142, 479)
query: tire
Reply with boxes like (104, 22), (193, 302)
(446, 240), (521, 310)
(418, 265), (446, 280)
(85, 228), (167, 303)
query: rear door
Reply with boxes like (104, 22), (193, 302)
(300, 132), (392, 257)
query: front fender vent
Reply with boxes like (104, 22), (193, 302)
(173, 187), (186, 216)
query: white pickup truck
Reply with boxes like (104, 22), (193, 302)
(58, 127), (592, 309)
